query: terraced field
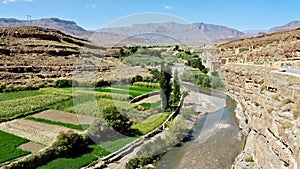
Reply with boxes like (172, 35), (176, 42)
(0, 84), (166, 167)
(0, 119), (81, 145)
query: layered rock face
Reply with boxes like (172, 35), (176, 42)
(218, 29), (300, 169)
(223, 64), (300, 169)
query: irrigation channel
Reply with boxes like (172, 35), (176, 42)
(156, 84), (243, 169)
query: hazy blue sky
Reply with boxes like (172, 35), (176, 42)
(0, 0), (299, 31)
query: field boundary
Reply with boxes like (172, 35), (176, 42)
(85, 91), (188, 168)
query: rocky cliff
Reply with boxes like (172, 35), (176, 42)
(223, 64), (300, 169)
(218, 29), (300, 169)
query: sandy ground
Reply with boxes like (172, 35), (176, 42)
(32, 110), (95, 125)
(134, 95), (161, 105)
(0, 119), (81, 145)
(18, 141), (46, 153)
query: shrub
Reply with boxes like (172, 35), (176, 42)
(55, 79), (78, 88)
(102, 105), (133, 135)
(292, 104), (300, 119)
(244, 156), (254, 162)
(271, 94), (279, 101)
(282, 121), (292, 129)
(87, 119), (118, 143)
(259, 85), (267, 92)
(95, 79), (111, 87)
(53, 131), (88, 157)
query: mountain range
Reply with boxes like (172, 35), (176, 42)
(0, 17), (299, 45)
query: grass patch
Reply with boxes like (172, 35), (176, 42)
(100, 137), (138, 153)
(293, 104), (300, 119)
(0, 130), (30, 163)
(140, 100), (161, 109)
(244, 156), (254, 162)
(37, 144), (110, 169)
(241, 134), (247, 151)
(111, 86), (158, 93)
(0, 90), (41, 102)
(132, 113), (170, 135)
(24, 116), (89, 131)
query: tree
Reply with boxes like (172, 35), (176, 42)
(210, 76), (225, 89)
(119, 48), (126, 57)
(53, 131), (87, 157)
(88, 119), (117, 143)
(173, 69), (181, 105)
(102, 105), (133, 135)
(159, 63), (172, 110)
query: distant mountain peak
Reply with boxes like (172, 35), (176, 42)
(269, 21), (300, 33)
(0, 17), (86, 36)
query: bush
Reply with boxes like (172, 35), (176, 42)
(53, 131), (88, 157)
(244, 156), (254, 162)
(55, 79), (78, 88)
(131, 75), (143, 84)
(293, 104), (300, 119)
(87, 119), (119, 143)
(133, 82), (160, 89)
(95, 79), (111, 87)
(102, 105), (133, 135)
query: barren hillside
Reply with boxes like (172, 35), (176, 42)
(218, 28), (300, 69)
(0, 26), (148, 90)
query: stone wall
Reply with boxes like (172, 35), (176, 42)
(223, 63), (300, 169)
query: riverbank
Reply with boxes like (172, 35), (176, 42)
(227, 93), (255, 169)
(156, 85), (243, 169)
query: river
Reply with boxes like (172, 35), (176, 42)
(156, 86), (242, 169)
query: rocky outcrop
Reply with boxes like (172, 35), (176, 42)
(218, 28), (300, 70)
(222, 64), (300, 169)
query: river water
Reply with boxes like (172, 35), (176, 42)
(156, 88), (242, 169)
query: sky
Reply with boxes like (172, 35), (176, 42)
(0, 0), (299, 31)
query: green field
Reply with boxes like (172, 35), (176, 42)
(0, 130), (30, 163)
(95, 88), (142, 97)
(111, 85), (158, 93)
(0, 90), (41, 102)
(132, 113), (170, 135)
(0, 85), (167, 168)
(37, 145), (110, 169)
(0, 94), (70, 119)
(140, 100), (161, 109)
(95, 85), (159, 98)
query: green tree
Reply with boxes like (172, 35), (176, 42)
(210, 76), (225, 89)
(159, 63), (172, 110)
(53, 131), (87, 157)
(88, 119), (117, 143)
(102, 105), (133, 135)
(119, 48), (126, 57)
(173, 69), (181, 105)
